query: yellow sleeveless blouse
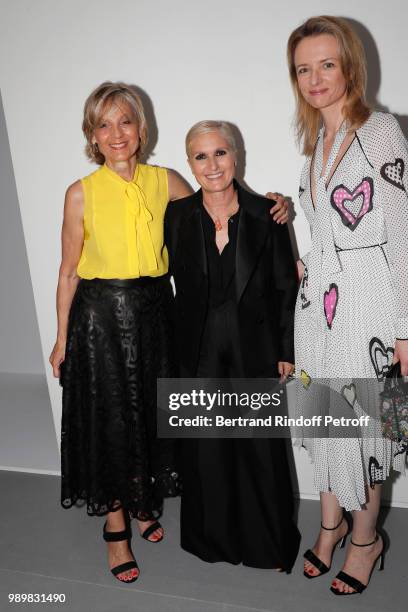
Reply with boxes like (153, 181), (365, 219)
(77, 163), (169, 279)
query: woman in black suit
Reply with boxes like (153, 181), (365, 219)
(164, 120), (300, 571)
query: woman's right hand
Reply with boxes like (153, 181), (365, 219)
(296, 259), (305, 282)
(49, 340), (66, 378)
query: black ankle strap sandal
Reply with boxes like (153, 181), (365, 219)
(140, 521), (163, 543)
(103, 522), (139, 583)
(330, 532), (385, 595)
(303, 513), (352, 579)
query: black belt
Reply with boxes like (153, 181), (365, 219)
(80, 275), (168, 288)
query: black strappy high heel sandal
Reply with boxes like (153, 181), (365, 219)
(303, 511), (352, 579)
(140, 521), (164, 543)
(330, 529), (385, 595)
(103, 522), (139, 583)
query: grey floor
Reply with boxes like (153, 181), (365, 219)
(0, 471), (407, 612)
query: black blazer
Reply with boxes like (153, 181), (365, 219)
(164, 182), (298, 377)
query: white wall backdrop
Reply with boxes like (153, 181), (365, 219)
(0, 0), (406, 504)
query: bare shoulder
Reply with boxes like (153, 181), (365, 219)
(64, 180), (84, 219)
(166, 168), (193, 200)
(66, 179), (84, 201)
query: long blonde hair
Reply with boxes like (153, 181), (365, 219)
(287, 16), (370, 156)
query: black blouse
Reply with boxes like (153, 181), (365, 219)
(201, 204), (240, 307)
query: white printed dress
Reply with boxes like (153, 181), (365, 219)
(295, 112), (408, 511)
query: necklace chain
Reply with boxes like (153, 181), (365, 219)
(203, 192), (239, 232)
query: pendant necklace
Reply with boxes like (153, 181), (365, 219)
(204, 192), (239, 232)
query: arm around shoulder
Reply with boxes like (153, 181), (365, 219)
(167, 169), (194, 201)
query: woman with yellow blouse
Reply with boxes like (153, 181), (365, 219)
(49, 81), (288, 583)
(49, 82), (192, 583)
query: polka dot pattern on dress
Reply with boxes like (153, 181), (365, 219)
(295, 111), (408, 510)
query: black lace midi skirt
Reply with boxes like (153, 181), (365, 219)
(60, 276), (179, 519)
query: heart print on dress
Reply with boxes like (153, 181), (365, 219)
(300, 370), (311, 389)
(380, 158), (405, 191)
(369, 337), (394, 381)
(330, 177), (374, 231)
(368, 456), (384, 488)
(323, 283), (339, 329)
(300, 266), (310, 310)
(341, 383), (356, 408)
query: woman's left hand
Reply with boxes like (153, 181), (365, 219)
(266, 192), (289, 224)
(278, 361), (295, 380)
(393, 339), (408, 376)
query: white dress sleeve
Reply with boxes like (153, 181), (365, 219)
(298, 156), (314, 268)
(374, 114), (408, 338)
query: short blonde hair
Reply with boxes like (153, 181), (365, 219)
(82, 81), (148, 164)
(287, 16), (370, 156)
(185, 120), (237, 157)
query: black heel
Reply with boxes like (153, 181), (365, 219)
(330, 528), (386, 595)
(103, 521), (139, 583)
(338, 512), (352, 550)
(303, 511), (352, 579)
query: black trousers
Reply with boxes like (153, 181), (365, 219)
(180, 302), (300, 570)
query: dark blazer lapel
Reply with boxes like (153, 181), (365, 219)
(177, 190), (207, 276)
(235, 185), (269, 302)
